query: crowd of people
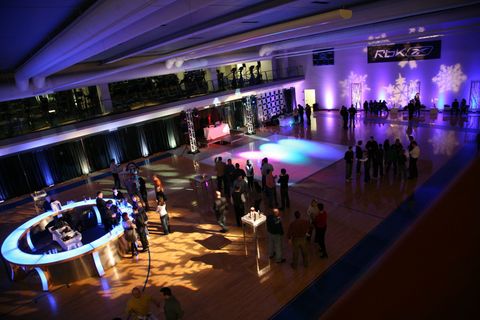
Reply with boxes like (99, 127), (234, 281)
(344, 135), (421, 182)
(213, 156), (329, 269)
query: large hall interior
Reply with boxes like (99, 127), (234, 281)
(0, 1), (479, 319)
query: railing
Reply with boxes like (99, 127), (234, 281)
(0, 66), (303, 141)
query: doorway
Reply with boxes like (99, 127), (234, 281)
(304, 89), (316, 107)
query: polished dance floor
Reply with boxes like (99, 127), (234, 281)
(200, 134), (346, 184)
(0, 111), (478, 320)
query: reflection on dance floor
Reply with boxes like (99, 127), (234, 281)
(200, 134), (346, 184)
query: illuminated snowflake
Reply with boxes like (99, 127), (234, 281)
(428, 131), (459, 156)
(384, 74), (419, 107)
(432, 64), (467, 93)
(399, 26), (426, 69)
(363, 33), (390, 53)
(398, 60), (417, 69)
(339, 72), (371, 107)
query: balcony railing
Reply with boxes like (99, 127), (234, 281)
(0, 65), (303, 141)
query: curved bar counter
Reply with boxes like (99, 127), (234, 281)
(1, 199), (131, 291)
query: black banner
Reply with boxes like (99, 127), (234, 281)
(368, 40), (441, 63)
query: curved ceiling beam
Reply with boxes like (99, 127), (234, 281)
(103, 0), (298, 64)
(49, 9), (352, 89)
(14, 0), (179, 89)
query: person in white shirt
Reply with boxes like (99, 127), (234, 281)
(409, 141), (420, 179)
(156, 197), (171, 235)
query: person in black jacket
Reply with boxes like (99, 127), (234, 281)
(267, 208), (285, 263)
(133, 205), (149, 252)
(344, 146), (354, 181)
(278, 168), (290, 210)
(355, 140), (363, 175)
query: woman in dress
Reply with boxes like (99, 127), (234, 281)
(122, 212), (138, 257)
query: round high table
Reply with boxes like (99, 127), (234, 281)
(1, 199), (131, 291)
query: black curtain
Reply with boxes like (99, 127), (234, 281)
(0, 116), (181, 201)
(19, 152), (48, 191)
(45, 141), (87, 183)
(0, 155), (31, 200)
(143, 116), (181, 154)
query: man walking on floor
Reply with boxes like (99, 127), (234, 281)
(287, 211), (310, 268)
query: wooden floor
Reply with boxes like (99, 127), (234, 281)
(0, 112), (477, 320)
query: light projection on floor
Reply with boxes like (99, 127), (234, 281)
(432, 63), (467, 93)
(200, 135), (346, 185)
(339, 72), (371, 106)
(384, 74), (420, 107)
(428, 130), (459, 156)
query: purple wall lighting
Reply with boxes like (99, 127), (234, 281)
(289, 27), (480, 110)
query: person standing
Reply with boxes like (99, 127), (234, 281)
(232, 185), (246, 227)
(306, 199), (319, 242)
(344, 146), (354, 181)
(313, 203), (328, 258)
(260, 157), (273, 191)
(245, 160), (254, 191)
(409, 141), (420, 179)
(252, 181), (262, 211)
(277, 168), (290, 210)
(160, 287), (184, 320)
(398, 147), (408, 180)
(265, 169), (277, 208)
(355, 140), (363, 175)
(110, 159), (121, 189)
(305, 104), (312, 126)
(340, 105), (348, 129)
(298, 104), (304, 124)
(288, 211), (310, 268)
(267, 208), (285, 264)
(156, 197), (171, 235)
(214, 157), (226, 192)
(122, 212), (138, 257)
(224, 159), (235, 198)
(213, 191), (229, 233)
(348, 104), (357, 128)
(378, 144), (385, 177)
(133, 205), (149, 252)
(104, 200), (115, 232)
(361, 150), (370, 183)
(138, 177), (149, 210)
(152, 174), (166, 203)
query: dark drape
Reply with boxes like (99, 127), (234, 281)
(0, 155), (31, 200)
(0, 116), (181, 201)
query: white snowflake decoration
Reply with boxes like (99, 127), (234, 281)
(398, 60), (417, 69)
(428, 131), (459, 156)
(399, 26), (426, 69)
(363, 33), (390, 53)
(432, 64), (467, 93)
(384, 74), (419, 107)
(339, 72), (371, 106)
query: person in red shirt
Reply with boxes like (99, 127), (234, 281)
(313, 202), (328, 258)
(287, 210), (310, 268)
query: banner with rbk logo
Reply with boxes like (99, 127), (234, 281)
(368, 40), (441, 63)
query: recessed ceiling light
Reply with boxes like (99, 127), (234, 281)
(242, 20), (259, 24)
